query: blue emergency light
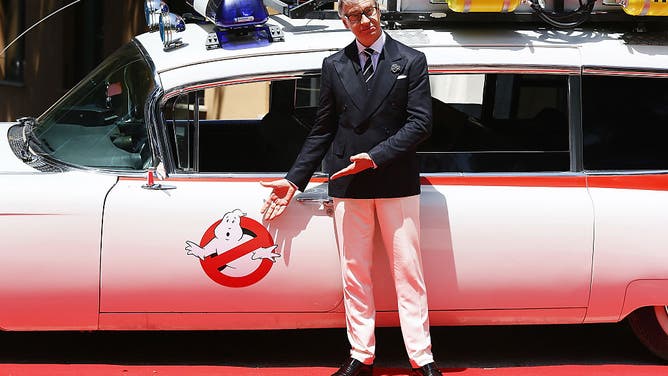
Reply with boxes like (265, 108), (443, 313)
(145, 0), (280, 51)
(187, 0), (269, 29)
(186, 0), (280, 48)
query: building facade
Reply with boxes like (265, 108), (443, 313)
(0, 0), (190, 122)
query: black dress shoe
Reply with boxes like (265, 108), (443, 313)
(411, 362), (443, 376)
(331, 358), (373, 376)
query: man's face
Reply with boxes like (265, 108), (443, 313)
(341, 0), (381, 47)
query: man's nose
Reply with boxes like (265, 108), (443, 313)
(360, 13), (371, 24)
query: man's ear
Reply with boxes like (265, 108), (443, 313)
(341, 18), (350, 30)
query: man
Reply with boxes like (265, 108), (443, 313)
(260, 1), (440, 375)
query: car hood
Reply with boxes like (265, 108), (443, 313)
(0, 122), (40, 173)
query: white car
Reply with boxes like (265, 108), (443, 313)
(1, 0), (667, 362)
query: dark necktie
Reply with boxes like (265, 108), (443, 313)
(362, 48), (375, 84)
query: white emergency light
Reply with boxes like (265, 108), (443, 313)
(144, 1), (187, 50)
(144, 0), (169, 30)
(159, 12), (186, 50)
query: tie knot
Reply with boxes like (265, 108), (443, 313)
(363, 48), (374, 57)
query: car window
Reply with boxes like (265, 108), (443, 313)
(164, 72), (570, 174)
(582, 75), (668, 171)
(163, 76), (318, 173)
(34, 42), (155, 170)
(419, 73), (570, 173)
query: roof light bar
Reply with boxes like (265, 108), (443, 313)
(186, 0), (269, 29)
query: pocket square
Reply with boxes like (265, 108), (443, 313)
(397, 75), (407, 80)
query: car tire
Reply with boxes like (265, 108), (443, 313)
(628, 306), (668, 361)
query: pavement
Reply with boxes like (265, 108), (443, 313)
(0, 324), (665, 375)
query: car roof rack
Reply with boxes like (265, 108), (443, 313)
(263, 0), (668, 29)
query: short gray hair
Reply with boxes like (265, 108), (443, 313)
(337, 0), (379, 18)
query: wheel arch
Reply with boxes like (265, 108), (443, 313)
(620, 279), (668, 320)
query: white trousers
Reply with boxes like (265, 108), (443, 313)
(333, 195), (434, 368)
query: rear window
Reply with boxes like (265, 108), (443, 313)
(582, 75), (668, 171)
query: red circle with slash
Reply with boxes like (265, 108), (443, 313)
(198, 216), (276, 288)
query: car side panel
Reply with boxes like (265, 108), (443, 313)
(372, 175), (593, 317)
(0, 172), (116, 330)
(586, 174), (668, 322)
(99, 177), (343, 317)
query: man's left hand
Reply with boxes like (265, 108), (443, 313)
(330, 153), (375, 180)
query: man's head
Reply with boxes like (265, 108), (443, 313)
(338, 0), (381, 47)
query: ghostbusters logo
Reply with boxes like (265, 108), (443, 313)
(185, 209), (280, 287)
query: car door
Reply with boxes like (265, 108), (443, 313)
(99, 76), (343, 316)
(373, 71), (594, 320)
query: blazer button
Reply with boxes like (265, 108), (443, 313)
(385, 128), (390, 135)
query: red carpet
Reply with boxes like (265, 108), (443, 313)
(0, 365), (666, 375)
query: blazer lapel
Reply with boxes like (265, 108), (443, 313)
(365, 35), (406, 117)
(333, 41), (368, 112)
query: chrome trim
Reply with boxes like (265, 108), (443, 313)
(133, 39), (173, 174)
(194, 91), (200, 172)
(156, 48), (340, 75)
(421, 171), (586, 177)
(583, 169), (668, 175)
(160, 70), (320, 105)
(430, 65), (580, 75)
(568, 75), (583, 172)
(163, 172), (289, 179)
(583, 67), (668, 78)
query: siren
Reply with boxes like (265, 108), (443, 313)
(186, 0), (269, 28)
(186, 0), (282, 48)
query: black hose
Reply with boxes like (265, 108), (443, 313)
(529, 0), (597, 29)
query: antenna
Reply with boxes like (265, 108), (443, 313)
(0, 0), (82, 57)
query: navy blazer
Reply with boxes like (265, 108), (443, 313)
(286, 34), (432, 199)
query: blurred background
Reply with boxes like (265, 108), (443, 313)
(0, 0), (192, 122)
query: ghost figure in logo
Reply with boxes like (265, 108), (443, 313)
(185, 209), (279, 278)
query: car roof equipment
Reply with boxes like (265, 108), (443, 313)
(143, 0), (668, 50)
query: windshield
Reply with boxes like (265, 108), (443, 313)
(34, 42), (155, 170)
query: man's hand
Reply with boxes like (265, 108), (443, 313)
(260, 179), (297, 220)
(330, 153), (375, 180)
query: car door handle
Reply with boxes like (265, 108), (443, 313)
(141, 183), (177, 190)
(295, 182), (333, 205)
(296, 196), (333, 205)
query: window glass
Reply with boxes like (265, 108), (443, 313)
(419, 73), (570, 173)
(582, 75), (668, 170)
(164, 77), (317, 173)
(0, 0), (24, 83)
(163, 92), (196, 171)
(34, 43), (155, 170)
